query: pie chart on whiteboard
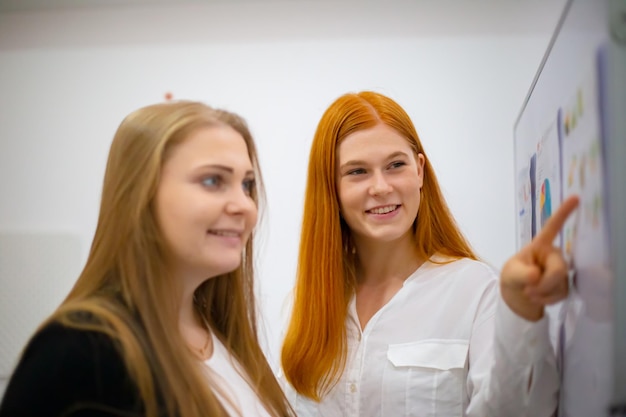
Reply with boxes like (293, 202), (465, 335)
(540, 178), (552, 228)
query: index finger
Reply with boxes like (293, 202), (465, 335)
(533, 195), (580, 246)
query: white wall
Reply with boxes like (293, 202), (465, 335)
(0, 0), (566, 389)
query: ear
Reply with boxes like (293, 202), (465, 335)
(415, 153), (425, 188)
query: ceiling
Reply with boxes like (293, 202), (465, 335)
(0, 0), (569, 50)
(3, 0), (305, 13)
(0, 0), (567, 14)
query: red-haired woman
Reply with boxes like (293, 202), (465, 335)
(281, 91), (577, 417)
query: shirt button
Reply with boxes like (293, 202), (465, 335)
(350, 383), (357, 393)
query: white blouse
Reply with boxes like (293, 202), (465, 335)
(204, 332), (272, 417)
(283, 257), (559, 417)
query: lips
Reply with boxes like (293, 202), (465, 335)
(366, 204), (400, 215)
(207, 229), (243, 237)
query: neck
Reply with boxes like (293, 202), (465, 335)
(174, 264), (212, 330)
(354, 234), (424, 286)
(178, 283), (213, 360)
(179, 287), (199, 330)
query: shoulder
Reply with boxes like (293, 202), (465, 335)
(450, 257), (498, 278)
(429, 256), (498, 285)
(17, 311), (127, 372)
(0, 316), (143, 417)
(35, 318), (120, 362)
(426, 258), (500, 324)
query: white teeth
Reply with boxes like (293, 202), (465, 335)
(369, 205), (397, 214)
(210, 230), (240, 237)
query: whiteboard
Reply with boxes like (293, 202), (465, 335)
(513, 0), (626, 415)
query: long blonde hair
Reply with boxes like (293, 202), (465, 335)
(41, 101), (293, 416)
(281, 91), (477, 401)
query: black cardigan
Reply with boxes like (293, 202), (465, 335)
(0, 322), (147, 417)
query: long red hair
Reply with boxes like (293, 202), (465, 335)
(280, 91), (477, 401)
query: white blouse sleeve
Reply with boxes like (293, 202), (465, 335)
(466, 285), (559, 417)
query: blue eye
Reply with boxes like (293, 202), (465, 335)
(347, 168), (366, 176)
(389, 161), (406, 169)
(242, 178), (256, 196)
(202, 175), (221, 188)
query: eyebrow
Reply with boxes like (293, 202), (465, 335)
(197, 164), (254, 176)
(339, 151), (410, 170)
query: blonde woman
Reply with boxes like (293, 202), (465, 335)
(0, 102), (295, 417)
(281, 91), (578, 416)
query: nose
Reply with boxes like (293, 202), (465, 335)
(225, 187), (257, 216)
(368, 171), (392, 196)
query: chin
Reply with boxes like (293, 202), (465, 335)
(211, 260), (243, 276)
(198, 248), (243, 274)
(370, 230), (412, 243)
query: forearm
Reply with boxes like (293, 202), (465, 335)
(467, 297), (558, 417)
